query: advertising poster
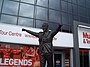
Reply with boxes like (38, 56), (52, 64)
(0, 44), (40, 67)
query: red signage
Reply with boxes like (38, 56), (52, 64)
(83, 32), (90, 44)
(0, 44), (40, 67)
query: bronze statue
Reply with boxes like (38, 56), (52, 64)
(22, 23), (62, 67)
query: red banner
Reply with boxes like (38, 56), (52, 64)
(0, 44), (40, 67)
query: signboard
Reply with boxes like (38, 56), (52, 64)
(73, 21), (90, 67)
(0, 23), (73, 47)
(78, 26), (90, 48)
(0, 43), (40, 67)
(0, 23), (40, 45)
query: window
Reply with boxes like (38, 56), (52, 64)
(36, 20), (45, 28)
(79, 16), (88, 23)
(62, 12), (69, 25)
(37, 0), (48, 7)
(19, 3), (34, 18)
(12, 0), (20, 1)
(68, 14), (73, 25)
(89, 18), (90, 23)
(0, 0), (3, 12)
(61, 0), (68, 2)
(68, 0), (72, 2)
(72, 4), (78, 15)
(61, 1), (68, 12)
(72, 0), (77, 4)
(21, 0), (34, 4)
(73, 15), (79, 22)
(2, 0), (19, 15)
(62, 25), (70, 32)
(48, 22), (60, 30)
(86, 1), (90, 8)
(87, 8), (90, 18)
(1, 14), (17, 25)
(78, 6), (87, 17)
(18, 17), (33, 27)
(49, 9), (61, 23)
(78, 0), (85, 7)
(68, 3), (72, 14)
(36, 7), (48, 20)
(49, 0), (60, 10)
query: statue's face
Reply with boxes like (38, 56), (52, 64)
(42, 23), (48, 32)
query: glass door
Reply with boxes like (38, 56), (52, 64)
(54, 52), (65, 67)
(80, 49), (89, 67)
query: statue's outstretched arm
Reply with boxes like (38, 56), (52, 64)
(22, 28), (39, 37)
(51, 24), (62, 37)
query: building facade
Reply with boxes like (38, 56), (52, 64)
(0, 0), (90, 67)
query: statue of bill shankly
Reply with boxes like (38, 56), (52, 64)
(22, 23), (62, 67)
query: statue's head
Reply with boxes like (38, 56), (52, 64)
(42, 23), (49, 32)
